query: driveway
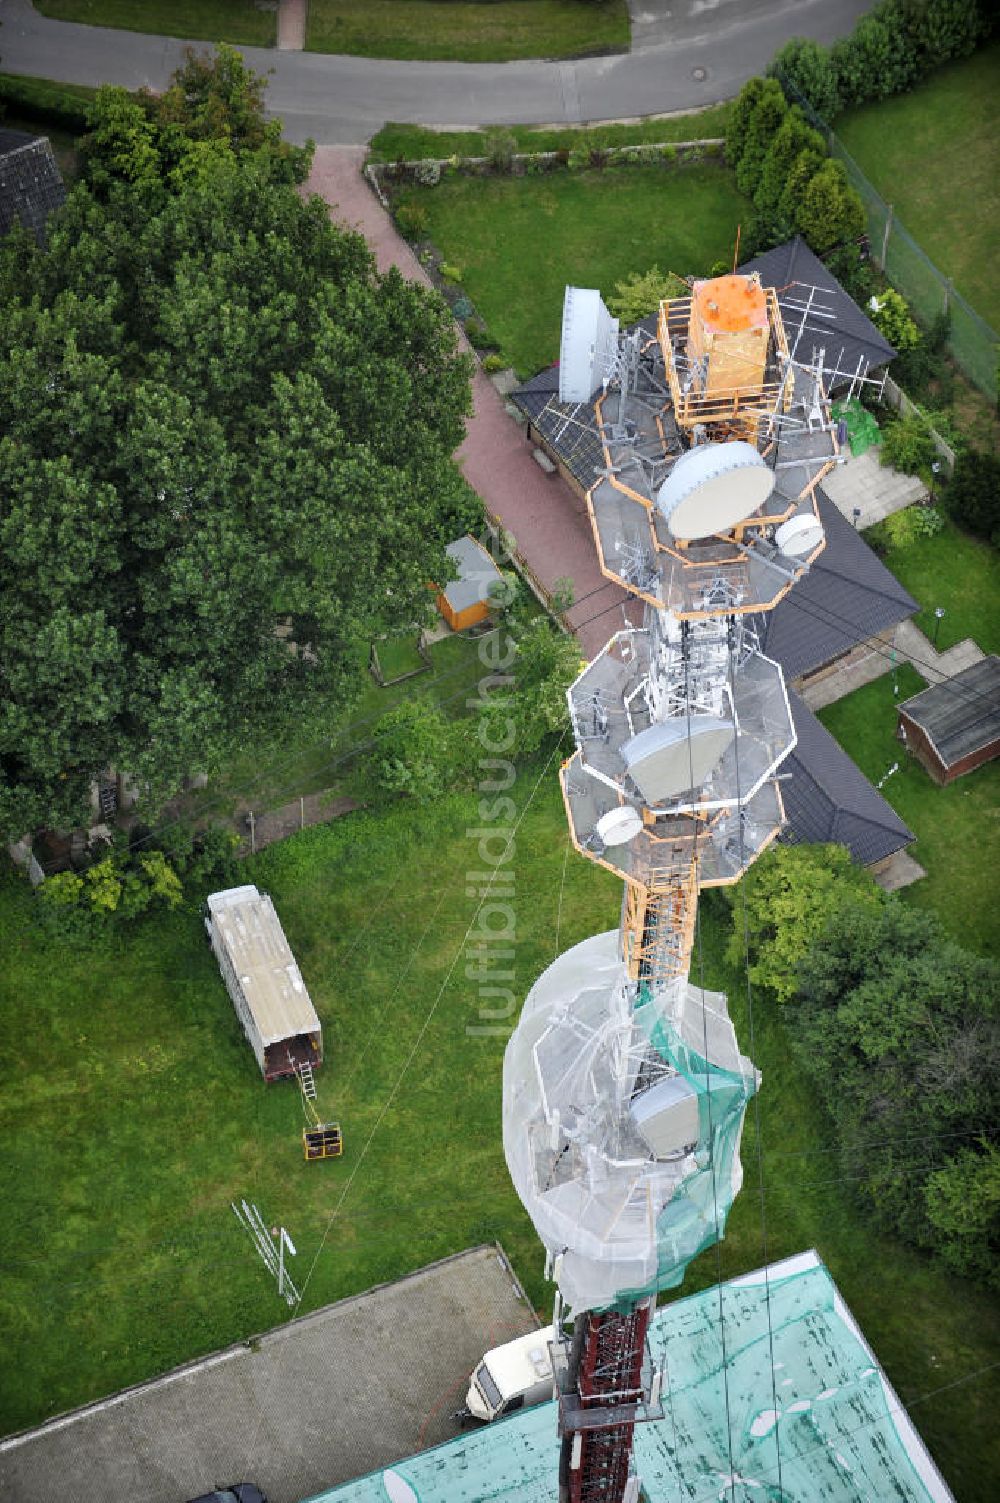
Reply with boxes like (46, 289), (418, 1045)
(2, 0), (872, 144)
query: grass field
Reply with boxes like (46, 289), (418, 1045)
(306, 0), (628, 62)
(866, 515), (1000, 657)
(2, 769), (998, 1498)
(818, 664), (1000, 955)
(836, 43), (1000, 330)
(33, 1), (276, 45)
(400, 164), (751, 376)
(369, 106), (731, 163)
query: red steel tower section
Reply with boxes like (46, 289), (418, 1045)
(559, 1302), (653, 1503)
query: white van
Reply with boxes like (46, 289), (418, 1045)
(461, 1326), (555, 1423)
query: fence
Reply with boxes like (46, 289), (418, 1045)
(780, 76), (998, 399)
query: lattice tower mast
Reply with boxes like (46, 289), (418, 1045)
(503, 273), (840, 1503)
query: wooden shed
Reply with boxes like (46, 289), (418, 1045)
(436, 535), (504, 632)
(205, 884), (322, 1082)
(897, 655), (1000, 785)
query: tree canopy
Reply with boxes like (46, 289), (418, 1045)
(793, 902), (999, 1283)
(0, 51), (474, 836)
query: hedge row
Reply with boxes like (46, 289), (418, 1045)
(0, 73), (97, 134)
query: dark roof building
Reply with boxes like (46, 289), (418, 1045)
(783, 690), (914, 866)
(0, 129), (66, 244)
(738, 235), (896, 384)
(757, 490), (918, 680)
(897, 655), (1000, 784)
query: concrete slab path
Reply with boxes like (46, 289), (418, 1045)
(0, 1246), (539, 1503)
(1, 0), (873, 145)
(277, 0), (307, 52)
(823, 449), (928, 529)
(303, 148), (631, 656)
(801, 617), (987, 712)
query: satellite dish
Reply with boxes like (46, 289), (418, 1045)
(775, 512), (824, 558)
(558, 286), (620, 404)
(595, 806), (644, 847)
(656, 442), (775, 541)
(622, 716), (734, 804)
(382, 1470), (419, 1503)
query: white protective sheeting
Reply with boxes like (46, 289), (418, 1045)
(502, 931), (757, 1312)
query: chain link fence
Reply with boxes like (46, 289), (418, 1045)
(781, 77), (998, 399)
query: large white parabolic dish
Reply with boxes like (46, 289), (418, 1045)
(656, 442), (775, 541)
(558, 286), (620, 404)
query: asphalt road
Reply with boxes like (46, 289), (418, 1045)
(1, 0), (872, 143)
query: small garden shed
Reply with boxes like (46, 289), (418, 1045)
(897, 655), (1000, 784)
(436, 535), (503, 632)
(205, 884), (323, 1082)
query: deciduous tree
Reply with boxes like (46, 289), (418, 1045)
(0, 55), (473, 836)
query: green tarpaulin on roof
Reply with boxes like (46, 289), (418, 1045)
(303, 1251), (951, 1503)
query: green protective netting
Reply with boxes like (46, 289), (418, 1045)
(306, 1254), (949, 1503)
(608, 984), (759, 1310)
(832, 397), (881, 457)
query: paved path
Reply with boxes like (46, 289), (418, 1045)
(801, 618), (986, 710)
(1, 0), (872, 144)
(822, 448), (927, 529)
(304, 147), (630, 656)
(276, 0), (306, 52)
(0, 1245), (538, 1503)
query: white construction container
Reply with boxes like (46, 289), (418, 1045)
(205, 885), (322, 1082)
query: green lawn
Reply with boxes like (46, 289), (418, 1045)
(836, 43), (1000, 330)
(369, 106), (731, 163)
(865, 516), (1000, 656)
(306, 0), (628, 62)
(2, 773), (998, 1499)
(32, 1), (276, 46)
(402, 164), (751, 376)
(818, 664), (1000, 956)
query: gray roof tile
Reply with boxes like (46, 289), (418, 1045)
(0, 133), (66, 244)
(782, 690), (914, 865)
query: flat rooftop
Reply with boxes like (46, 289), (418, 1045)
(0, 1245), (540, 1503)
(307, 1251), (953, 1503)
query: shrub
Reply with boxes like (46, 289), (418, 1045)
(567, 147), (589, 172)
(795, 158), (865, 253)
(659, 145), (678, 167)
(880, 504), (946, 548)
(464, 316), (490, 348)
(734, 79), (788, 196)
(440, 262), (462, 283)
(607, 266), (687, 324)
(924, 1141), (1000, 1289)
(484, 128), (516, 174)
(394, 199), (428, 239)
(725, 77), (768, 167)
(755, 108), (826, 215)
(451, 294), (474, 320)
(413, 158), (441, 187)
(879, 412), (937, 475)
(482, 354), (507, 373)
(769, 36), (841, 120)
(867, 288), (921, 353)
(944, 449), (1000, 544)
(370, 699), (470, 802)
